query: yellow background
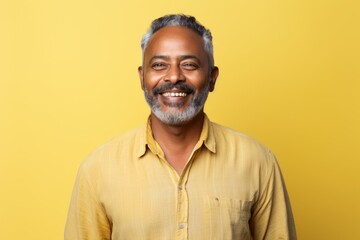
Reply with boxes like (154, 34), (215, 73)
(1, 0), (359, 239)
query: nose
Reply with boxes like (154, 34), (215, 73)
(165, 65), (185, 83)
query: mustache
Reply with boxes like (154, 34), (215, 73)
(153, 82), (195, 95)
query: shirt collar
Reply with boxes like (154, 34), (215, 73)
(199, 114), (216, 153)
(136, 114), (216, 158)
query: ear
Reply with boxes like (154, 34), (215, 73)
(209, 66), (219, 92)
(138, 66), (144, 90)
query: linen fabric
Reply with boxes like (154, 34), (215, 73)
(65, 115), (296, 240)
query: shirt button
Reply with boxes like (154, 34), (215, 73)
(178, 185), (182, 190)
(179, 223), (185, 229)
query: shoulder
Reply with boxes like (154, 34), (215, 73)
(79, 125), (146, 171)
(209, 121), (276, 167)
(211, 122), (270, 152)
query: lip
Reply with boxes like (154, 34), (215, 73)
(159, 87), (191, 97)
(158, 89), (191, 107)
(154, 83), (195, 96)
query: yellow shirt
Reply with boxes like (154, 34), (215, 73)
(65, 115), (296, 240)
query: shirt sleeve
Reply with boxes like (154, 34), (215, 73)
(250, 151), (297, 240)
(64, 164), (111, 240)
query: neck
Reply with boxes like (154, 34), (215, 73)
(150, 112), (205, 174)
(151, 112), (204, 140)
(152, 111), (204, 149)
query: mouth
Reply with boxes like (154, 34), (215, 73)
(153, 83), (195, 98)
(158, 89), (191, 108)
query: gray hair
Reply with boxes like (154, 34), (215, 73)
(141, 14), (214, 68)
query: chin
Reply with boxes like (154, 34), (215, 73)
(152, 107), (202, 126)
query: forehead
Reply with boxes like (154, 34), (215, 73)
(144, 26), (207, 60)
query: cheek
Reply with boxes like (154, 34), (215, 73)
(144, 72), (164, 88)
(186, 73), (209, 89)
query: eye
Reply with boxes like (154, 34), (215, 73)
(181, 62), (199, 71)
(151, 62), (167, 71)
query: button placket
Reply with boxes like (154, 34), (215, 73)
(175, 149), (199, 239)
(176, 178), (189, 239)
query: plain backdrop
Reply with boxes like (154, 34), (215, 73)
(1, 0), (359, 239)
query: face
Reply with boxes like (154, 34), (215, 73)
(138, 26), (219, 126)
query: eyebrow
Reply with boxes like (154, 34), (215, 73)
(149, 55), (201, 63)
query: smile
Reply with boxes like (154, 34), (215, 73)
(162, 92), (188, 97)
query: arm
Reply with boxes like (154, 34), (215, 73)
(64, 165), (111, 240)
(250, 152), (297, 240)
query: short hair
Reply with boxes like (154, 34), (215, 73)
(141, 14), (214, 68)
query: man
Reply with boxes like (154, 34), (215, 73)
(65, 14), (296, 239)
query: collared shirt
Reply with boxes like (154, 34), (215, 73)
(65, 115), (296, 240)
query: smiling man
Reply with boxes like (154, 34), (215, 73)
(65, 14), (297, 240)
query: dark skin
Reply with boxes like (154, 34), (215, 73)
(150, 109), (205, 174)
(138, 26), (219, 174)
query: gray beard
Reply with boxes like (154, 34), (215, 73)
(144, 83), (210, 126)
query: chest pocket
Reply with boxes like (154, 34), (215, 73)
(205, 197), (253, 240)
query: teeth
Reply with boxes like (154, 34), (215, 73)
(162, 92), (187, 97)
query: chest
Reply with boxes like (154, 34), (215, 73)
(98, 150), (257, 239)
